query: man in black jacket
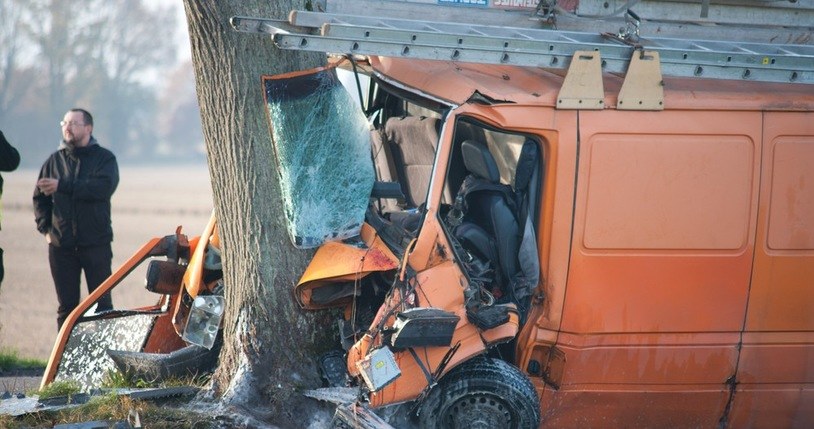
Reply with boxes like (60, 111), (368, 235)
(0, 129), (21, 287)
(34, 108), (119, 330)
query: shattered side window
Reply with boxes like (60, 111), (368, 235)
(263, 65), (375, 248)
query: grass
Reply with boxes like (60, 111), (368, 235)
(102, 368), (212, 390)
(1, 371), (217, 428)
(33, 379), (81, 400)
(0, 349), (217, 428)
(0, 394), (217, 429)
(0, 348), (47, 373)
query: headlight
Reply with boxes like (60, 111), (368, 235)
(182, 295), (224, 349)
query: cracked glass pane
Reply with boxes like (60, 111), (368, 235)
(263, 66), (374, 248)
(55, 315), (155, 390)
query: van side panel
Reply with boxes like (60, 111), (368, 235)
(729, 112), (814, 428)
(547, 110), (761, 427)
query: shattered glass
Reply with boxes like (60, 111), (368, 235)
(263, 66), (375, 248)
(54, 315), (155, 390)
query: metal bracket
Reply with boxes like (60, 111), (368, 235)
(617, 50), (664, 110)
(557, 51), (605, 110)
(617, 9), (641, 43)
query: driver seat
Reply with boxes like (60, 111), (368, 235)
(454, 140), (520, 294)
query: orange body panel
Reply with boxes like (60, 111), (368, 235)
(42, 222), (205, 389)
(296, 223), (399, 309)
(182, 214), (217, 298)
(141, 294), (187, 354)
(540, 388), (730, 428)
(364, 261), (517, 407)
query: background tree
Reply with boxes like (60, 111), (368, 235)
(0, 0), (28, 119)
(82, 1), (176, 157)
(182, 0), (338, 424)
(157, 60), (205, 159)
(0, 0), (195, 166)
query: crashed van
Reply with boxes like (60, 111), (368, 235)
(277, 55), (814, 428)
(43, 49), (814, 429)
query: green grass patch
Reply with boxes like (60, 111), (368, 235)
(34, 379), (81, 400)
(0, 349), (47, 372)
(102, 368), (212, 390)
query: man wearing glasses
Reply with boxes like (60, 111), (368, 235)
(33, 108), (119, 330)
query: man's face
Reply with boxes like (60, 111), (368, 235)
(61, 111), (91, 147)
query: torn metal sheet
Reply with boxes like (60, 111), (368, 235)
(333, 402), (396, 429)
(0, 387), (199, 417)
(303, 386), (360, 405)
(113, 386), (199, 400)
(53, 420), (127, 429)
(263, 64), (375, 248)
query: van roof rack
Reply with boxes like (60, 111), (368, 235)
(231, 8), (813, 87)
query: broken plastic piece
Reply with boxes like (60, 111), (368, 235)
(356, 347), (401, 392)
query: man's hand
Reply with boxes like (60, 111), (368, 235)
(37, 178), (59, 196)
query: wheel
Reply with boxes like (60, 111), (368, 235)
(417, 356), (541, 429)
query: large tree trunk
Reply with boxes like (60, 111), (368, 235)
(182, 1), (335, 424)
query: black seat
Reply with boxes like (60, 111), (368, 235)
(455, 140), (520, 292)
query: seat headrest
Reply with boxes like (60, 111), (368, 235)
(462, 140), (500, 183)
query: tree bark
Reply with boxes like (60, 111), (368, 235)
(182, 1), (335, 425)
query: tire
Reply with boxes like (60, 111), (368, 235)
(417, 356), (541, 429)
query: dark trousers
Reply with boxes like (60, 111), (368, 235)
(49, 243), (114, 330)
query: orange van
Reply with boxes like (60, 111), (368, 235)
(289, 56), (814, 428)
(42, 51), (813, 429)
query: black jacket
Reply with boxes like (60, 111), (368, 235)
(0, 130), (21, 197)
(33, 137), (119, 248)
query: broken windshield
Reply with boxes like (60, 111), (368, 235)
(263, 65), (375, 248)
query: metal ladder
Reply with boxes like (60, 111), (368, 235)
(231, 10), (814, 86)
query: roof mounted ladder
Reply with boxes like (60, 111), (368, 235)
(231, 10), (814, 89)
